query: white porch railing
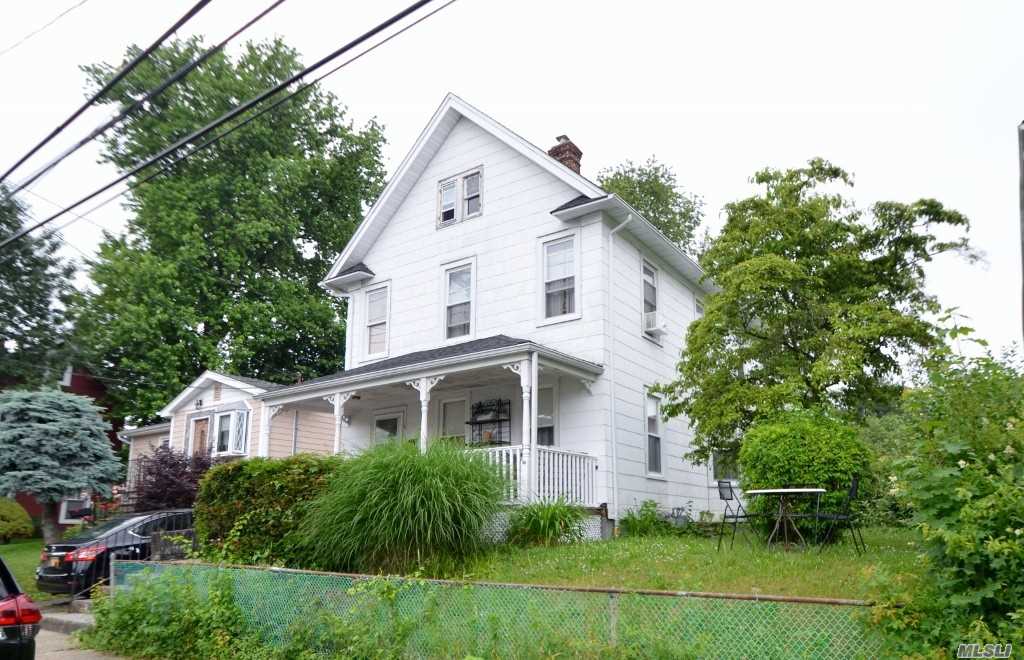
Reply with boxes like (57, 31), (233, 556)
(469, 445), (597, 507)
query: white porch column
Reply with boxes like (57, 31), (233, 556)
(504, 359), (532, 502)
(405, 377), (445, 453)
(325, 392), (357, 455)
(258, 403), (282, 457)
(530, 352), (540, 498)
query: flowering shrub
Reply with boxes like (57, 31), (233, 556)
(873, 353), (1024, 652)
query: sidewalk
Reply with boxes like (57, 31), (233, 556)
(35, 629), (124, 659)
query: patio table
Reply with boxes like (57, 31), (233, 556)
(745, 488), (826, 549)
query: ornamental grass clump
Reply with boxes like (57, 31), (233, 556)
(507, 499), (586, 546)
(298, 441), (506, 573)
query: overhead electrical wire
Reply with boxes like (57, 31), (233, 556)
(6, 0), (290, 198)
(0, 0), (92, 59)
(0, 0), (215, 186)
(0, 0), (437, 252)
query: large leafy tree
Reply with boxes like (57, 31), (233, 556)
(659, 159), (973, 463)
(0, 389), (122, 543)
(73, 38), (386, 421)
(0, 188), (75, 385)
(598, 157), (703, 252)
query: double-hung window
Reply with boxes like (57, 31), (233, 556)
(643, 263), (657, 315)
(543, 236), (576, 318)
(646, 393), (662, 475)
(445, 264), (472, 339)
(438, 169), (483, 227)
(537, 387), (555, 446)
(366, 286), (389, 357)
(216, 413), (232, 453)
(441, 399), (467, 443)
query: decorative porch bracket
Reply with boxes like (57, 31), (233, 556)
(257, 404), (284, 457)
(405, 376), (445, 453)
(324, 392), (357, 455)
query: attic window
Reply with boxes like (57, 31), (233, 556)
(437, 167), (483, 228)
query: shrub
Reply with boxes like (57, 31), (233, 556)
(194, 453), (343, 565)
(80, 569), (268, 659)
(297, 441), (506, 573)
(620, 500), (674, 537)
(134, 446), (212, 511)
(0, 498), (33, 543)
(738, 408), (873, 539)
(873, 353), (1024, 653)
(507, 499), (586, 546)
(858, 412), (915, 526)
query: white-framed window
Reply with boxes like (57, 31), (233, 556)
(437, 168), (483, 228)
(440, 399), (468, 443)
(373, 410), (405, 444)
(537, 386), (555, 446)
(646, 393), (662, 475)
(366, 284), (390, 358)
(643, 262), (658, 315)
(59, 496), (92, 525)
(213, 410), (249, 455)
(445, 263), (473, 339)
(541, 234), (579, 320)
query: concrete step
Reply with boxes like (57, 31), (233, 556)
(39, 611), (95, 635)
(69, 598), (93, 614)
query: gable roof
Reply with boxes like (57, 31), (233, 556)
(323, 93), (711, 294)
(323, 93), (605, 286)
(157, 370), (284, 418)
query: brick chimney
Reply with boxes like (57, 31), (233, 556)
(547, 135), (582, 174)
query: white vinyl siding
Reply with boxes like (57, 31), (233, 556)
(366, 285), (389, 357)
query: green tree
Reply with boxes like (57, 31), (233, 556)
(0, 389), (121, 543)
(0, 188), (74, 385)
(598, 157), (703, 252)
(659, 159), (973, 463)
(72, 38), (386, 421)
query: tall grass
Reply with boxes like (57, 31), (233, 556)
(507, 498), (586, 546)
(297, 441), (506, 573)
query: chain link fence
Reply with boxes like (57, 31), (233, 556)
(111, 560), (885, 658)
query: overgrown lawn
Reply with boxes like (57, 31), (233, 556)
(469, 526), (922, 601)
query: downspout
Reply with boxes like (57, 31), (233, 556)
(607, 212), (633, 527)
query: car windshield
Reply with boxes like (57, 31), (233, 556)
(63, 516), (142, 543)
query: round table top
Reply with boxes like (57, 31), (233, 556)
(745, 488), (826, 495)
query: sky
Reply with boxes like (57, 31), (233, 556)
(1, 0), (1021, 353)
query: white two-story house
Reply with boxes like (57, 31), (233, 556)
(139, 94), (721, 526)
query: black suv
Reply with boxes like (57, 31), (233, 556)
(36, 509), (192, 597)
(0, 556), (42, 659)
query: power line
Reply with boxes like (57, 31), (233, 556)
(0, 0), (91, 59)
(7, 0), (290, 197)
(0, 0), (437, 252)
(0, 0), (215, 186)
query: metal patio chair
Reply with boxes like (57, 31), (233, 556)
(814, 475), (866, 554)
(716, 480), (753, 551)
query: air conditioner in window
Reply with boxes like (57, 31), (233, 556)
(643, 311), (668, 336)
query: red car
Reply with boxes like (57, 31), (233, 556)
(0, 556), (42, 660)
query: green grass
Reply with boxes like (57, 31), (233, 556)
(0, 537), (47, 600)
(467, 526), (922, 601)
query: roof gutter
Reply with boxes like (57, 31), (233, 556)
(608, 212), (634, 527)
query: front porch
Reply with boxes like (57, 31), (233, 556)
(257, 337), (605, 507)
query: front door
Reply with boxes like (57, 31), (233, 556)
(192, 418), (209, 455)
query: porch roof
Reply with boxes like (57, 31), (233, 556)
(258, 335), (603, 403)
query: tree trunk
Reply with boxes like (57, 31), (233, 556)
(40, 501), (62, 545)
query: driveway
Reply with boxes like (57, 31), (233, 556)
(34, 629), (124, 659)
